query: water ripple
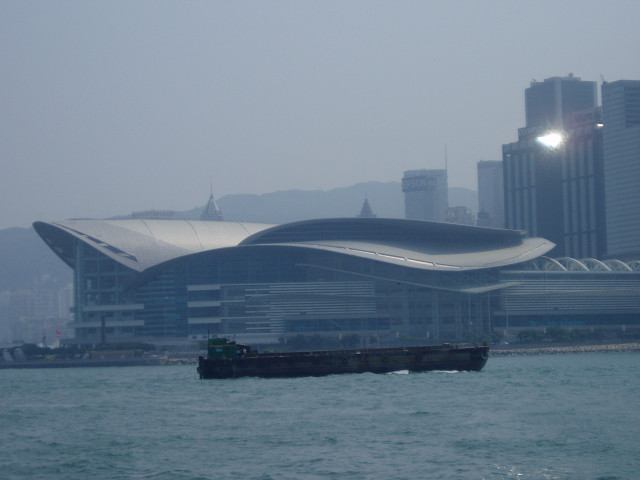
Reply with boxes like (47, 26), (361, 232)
(1, 353), (639, 479)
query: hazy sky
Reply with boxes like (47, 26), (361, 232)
(1, 1), (639, 229)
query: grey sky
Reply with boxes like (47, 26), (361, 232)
(1, 1), (639, 230)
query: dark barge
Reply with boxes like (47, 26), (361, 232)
(198, 338), (489, 379)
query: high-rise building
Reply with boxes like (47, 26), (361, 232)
(402, 169), (448, 221)
(525, 74), (597, 129)
(503, 75), (605, 258)
(503, 131), (564, 250)
(602, 80), (640, 259)
(476, 160), (504, 228)
(561, 107), (606, 258)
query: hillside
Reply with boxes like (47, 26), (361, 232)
(179, 182), (477, 224)
(0, 227), (73, 291)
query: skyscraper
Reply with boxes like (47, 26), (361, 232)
(561, 107), (606, 258)
(503, 75), (604, 257)
(503, 131), (564, 250)
(525, 74), (597, 129)
(476, 160), (504, 228)
(402, 169), (448, 221)
(602, 80), (640, 259)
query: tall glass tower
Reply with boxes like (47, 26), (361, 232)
(503, 75), (604, 258)
(602, 80), (640, 259)
(525, 74), (597, 128)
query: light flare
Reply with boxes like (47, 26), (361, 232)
(536, 131), (565, 149)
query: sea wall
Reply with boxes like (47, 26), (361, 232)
(491, 343), (640, 357)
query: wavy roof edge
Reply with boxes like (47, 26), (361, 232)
(33, 217), (555, 275)
(240, 217), (527, 245)
(32, 219), (275, 272)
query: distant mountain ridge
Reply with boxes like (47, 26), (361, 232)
(177, 181), (477, 224)
(1, 182), (477, 291)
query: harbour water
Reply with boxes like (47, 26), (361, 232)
(1, 352), (638, 480)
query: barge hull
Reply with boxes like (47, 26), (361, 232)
(198, 344), (489, 379)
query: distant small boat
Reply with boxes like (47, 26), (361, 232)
(197, 338), (489, 379)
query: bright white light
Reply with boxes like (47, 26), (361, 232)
(536, 132), (565, 149)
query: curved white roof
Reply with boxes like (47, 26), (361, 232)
(34, 217), (555, 275)
(237, 218), (555, 270)
(33, 219), (274, 272)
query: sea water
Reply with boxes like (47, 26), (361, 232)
(1, 352), (638, 480)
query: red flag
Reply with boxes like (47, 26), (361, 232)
(56, 330), (61, 339)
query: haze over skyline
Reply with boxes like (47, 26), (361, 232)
(2, 1), (639, 230)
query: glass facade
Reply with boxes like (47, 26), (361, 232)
(71, 241), (499, 344)
(504, 78), (605, 259)
(503, 138), (564, 252)
(602, 80), (640, 258)
(496, 268), (640, 329)
(560, 109), (606, 258)
(525, 76), (597, 128)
